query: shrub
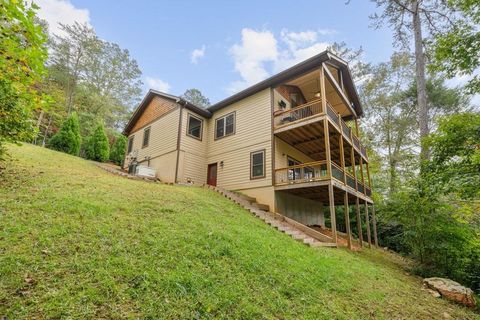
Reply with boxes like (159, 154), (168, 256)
(84, 123), (110, 162)
(49, 112), (82, 156)
(109, 135), (127, 165)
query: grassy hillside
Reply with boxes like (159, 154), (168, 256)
(0, 144), (477, 319)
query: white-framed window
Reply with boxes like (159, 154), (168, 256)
(250, 149), (266, 179)
(186, 114), (203, 140)
(215, 112), (235, 140)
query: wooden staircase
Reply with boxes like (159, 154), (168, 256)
(206, 185), (337, 248)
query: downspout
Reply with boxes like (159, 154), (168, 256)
(174, 99), (187, 183)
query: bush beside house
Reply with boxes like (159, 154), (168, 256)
(48, 112), (82, 156)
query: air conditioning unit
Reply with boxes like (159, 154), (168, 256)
(135, 165), (156, 178)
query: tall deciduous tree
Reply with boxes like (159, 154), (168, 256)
(47, 22), (142, 134)
(429, 0), (480, 94)
(180, 89), (211, 108)
(362, 52), (417, 195)
(0, 1), (48, 159)
(370, 0), (457, 161)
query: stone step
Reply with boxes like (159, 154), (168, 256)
(277, 226), (291, 232)
(303, 237), (315, 245)
(285, 229), (302, 236)
(309, 241), (338, 248)
(292, 233), (308, 241)
(251, 202), (270, 211)
(235, 193), (257, 203)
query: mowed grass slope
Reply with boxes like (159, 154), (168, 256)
(0, 144), (477, 319)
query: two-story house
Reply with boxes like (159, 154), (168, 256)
(122, 50), (377, 248)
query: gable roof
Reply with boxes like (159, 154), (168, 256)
(123, 90), (212, 135)
(123, 50), (363, 135)
(207, 50), (363, 117)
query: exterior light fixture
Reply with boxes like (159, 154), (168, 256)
(220, 161), (224, 168)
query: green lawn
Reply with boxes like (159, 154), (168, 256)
(0, 144), (477, 319)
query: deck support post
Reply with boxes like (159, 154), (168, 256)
(364, 200), (372, 248)
(355, 197), (363, 246)
(344, 192), (352, 250)
(339, 135), (346, 184)
(328, 183), (337, 244)
(371, 203), (378, 247)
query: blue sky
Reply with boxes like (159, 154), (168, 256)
(35, 1), (406, 103)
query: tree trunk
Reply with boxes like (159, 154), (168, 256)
(412, 0), (429, 162)
(42, 114), (53, 147)
(33, 110), (45, 145)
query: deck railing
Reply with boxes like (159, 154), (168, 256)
(275, 160), (373, 199)
(274, 161), (328, 185)
(273, 99), (323, 128)
(273, 99), (369, 161)
(325, 102), (338, 124)
(346, 172), (356, 190)
(331, 162), (344, 182)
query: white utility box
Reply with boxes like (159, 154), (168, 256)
(135, 165), (156, 178)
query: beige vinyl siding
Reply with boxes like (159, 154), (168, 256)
(125, 107), (180, 182)
(206, 89), (272, 190)
(178, 111), (208, 185)
(275, 137), (315, 169)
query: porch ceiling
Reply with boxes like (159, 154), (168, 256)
(276, 121), (362, 167)
(276, 185), (369, 205)
(285, 67), (352, 117)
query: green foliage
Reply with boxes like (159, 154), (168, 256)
(84, 122), (110, 162)
(48, 112), (82, 155)
(429, 0), (480, 94)
(0, 143), (477, 319)
(180, 88), (211, 108)
(376, 113), (480, 292)
(109, 134), (127, 165)
(425, 113), (480, 199)
(0, 0), (48, 158)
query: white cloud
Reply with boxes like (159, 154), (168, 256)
(190, 45), (206, 64)
(317, 28), (338, 36)
(227, 28), (278, 93)
(34, 0), (91, 36)
(227, 28), (335, 94)
(145, 77), (171, 93)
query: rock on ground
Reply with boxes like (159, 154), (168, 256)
(423, 277), (476, 308)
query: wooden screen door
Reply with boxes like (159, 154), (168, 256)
(207, 163), (218, 186)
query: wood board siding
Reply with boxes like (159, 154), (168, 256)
(130, 96), (178, 133)
(206, 89), (272, 190)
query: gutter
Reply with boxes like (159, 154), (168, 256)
(174, 99), (188, 183)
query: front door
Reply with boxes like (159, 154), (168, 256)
(207, 163), (218, 186)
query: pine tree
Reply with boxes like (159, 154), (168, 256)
(109, 135), (127, 165)
(48, 112), (82, 156)
(84, 123), (110, 162)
